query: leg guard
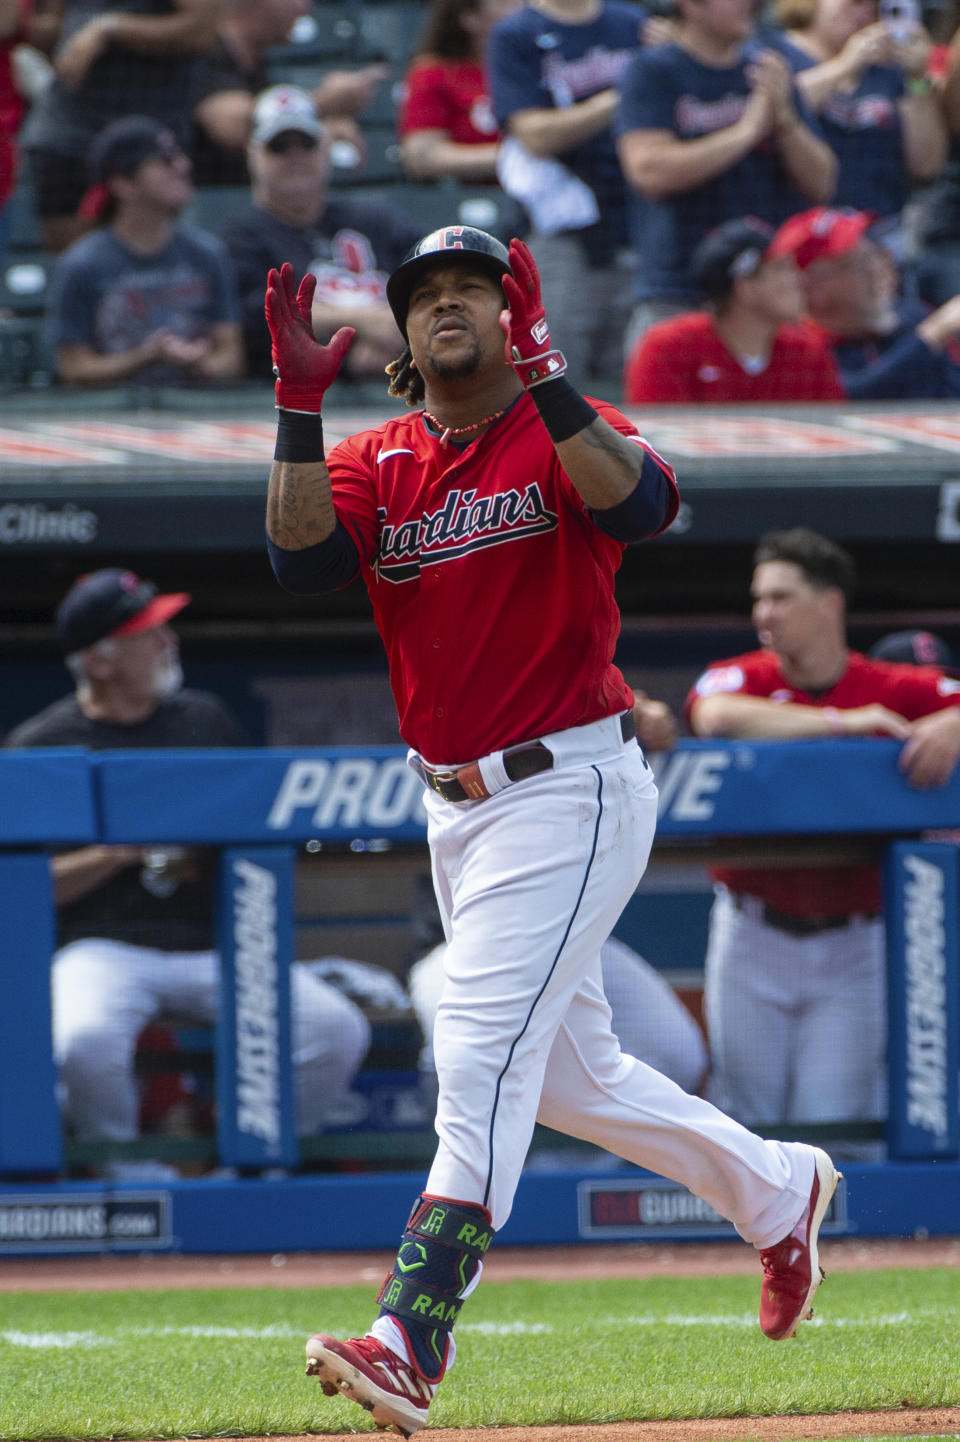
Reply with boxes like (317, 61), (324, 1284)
(376, 1193), (494, 1380)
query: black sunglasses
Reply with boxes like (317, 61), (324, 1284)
(266, 132), (319, 155)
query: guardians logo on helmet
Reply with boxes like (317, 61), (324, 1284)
(386, 226), (512, 335)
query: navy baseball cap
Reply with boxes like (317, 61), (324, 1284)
(86, 116), (184, 186)
(56, 569), (190, 653)
(692, 217), (776, 302)
(870, 629), (956, 671)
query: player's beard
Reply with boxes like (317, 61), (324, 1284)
(425, 336), (482, 380)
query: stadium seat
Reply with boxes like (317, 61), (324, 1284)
(331, 123), (403, 184)
(347, 180), (527, 242)
(0, 250), (53, 316)
(5, 177), (42, 250)
(356, 3), (425, 63)
(181, 186), (254, 233)
(0, 318), (54, 388)
(266, 4), (363, 64)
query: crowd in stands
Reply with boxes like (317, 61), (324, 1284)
(3, 0), (960, 397)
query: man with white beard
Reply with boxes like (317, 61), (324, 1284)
(3, 568), (370, 1180)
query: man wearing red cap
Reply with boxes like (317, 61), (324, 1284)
(624, 215), (845, 402)
(3, 568), (371, 1181)
(770, 204), (960, 397)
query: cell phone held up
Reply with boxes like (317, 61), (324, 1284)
(879, 0), (920, 45)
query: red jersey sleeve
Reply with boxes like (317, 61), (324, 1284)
(623, 318), (698, 403)
(868, 662), (960, 719)
(399, 60), (455, 135)
(325, 431), (385, 565)
(683, 652), (776, 728)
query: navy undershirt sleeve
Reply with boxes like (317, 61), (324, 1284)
(266, 521), (361, 594)
(588, 450), (673, 542)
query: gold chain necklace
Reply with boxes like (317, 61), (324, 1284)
(422, 406), (507, 446)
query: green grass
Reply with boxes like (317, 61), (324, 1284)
(1, 1269), (958, 1439)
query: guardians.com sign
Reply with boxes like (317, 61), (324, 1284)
(0, 1193), (170, 1253)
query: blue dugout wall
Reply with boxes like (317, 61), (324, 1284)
(1, 739), (959, 1255)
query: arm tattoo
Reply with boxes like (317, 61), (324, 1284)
(267, 461), (337, 550)
(578, 418), (645, 480)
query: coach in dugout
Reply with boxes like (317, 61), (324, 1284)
(685, 527), (960, 1149)
(3, 568), (370, 1181)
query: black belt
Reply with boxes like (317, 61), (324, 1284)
(731, 893), (881, 938)
(419, 711), (636, 804)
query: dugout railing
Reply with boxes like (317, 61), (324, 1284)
(1, 740), (958, 1250)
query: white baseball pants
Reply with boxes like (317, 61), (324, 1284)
(419, 714), (815, 1247)
(51, 940), (371, 1141)
(704, 886), (886, 1128)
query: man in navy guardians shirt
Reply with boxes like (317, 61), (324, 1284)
(488, 0), (654, 385)
(616, 0), (836, 348)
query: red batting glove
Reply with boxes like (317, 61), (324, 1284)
(264, 262), (355, 411)
(499, 238), (567, 389)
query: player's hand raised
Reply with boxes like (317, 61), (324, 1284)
(265, 263), (355, 412)
(499, 239), (567, 389)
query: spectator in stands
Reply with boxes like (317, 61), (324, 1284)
(20, 0), (220, 254)
(487, 0), (652, 386)
(623, 215), (846, 402)
(191, 0), (389, 187)
(0, 0), (32, 262)
(775, 0), (946, 229)
(616, 0), (837, 349)
(685, 527), (960, 1144)
(917, 20), (960, 304)
(3, 567), (371, 1181)
(219, 85), (418, 380)
(46, 115), (243, 387)
(770, 204), (960, 397)
(409, 936), (709, 1107)
(398, 0), (520, 183)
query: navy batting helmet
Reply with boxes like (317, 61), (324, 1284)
(386, 226), (511, 334)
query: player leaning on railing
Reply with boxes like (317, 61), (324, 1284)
(263, 227), (840, 1437)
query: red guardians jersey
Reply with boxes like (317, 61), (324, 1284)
(684, 649), (960, 916)
(624, 313), (845, 405)
(327, 391), (678, 762)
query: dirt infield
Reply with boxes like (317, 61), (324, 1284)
(5, 1237), (958, 1441)
(1, 1234), (957, 1291)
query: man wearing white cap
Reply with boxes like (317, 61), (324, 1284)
(219, 85), (419, 378)
(3, 568), (371, 1181)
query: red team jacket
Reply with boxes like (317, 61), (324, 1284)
(327, 392), (678, 763)
(685, 649), (960, 916)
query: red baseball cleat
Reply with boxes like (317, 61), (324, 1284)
(759, 1146), (841, 1340)
(305, 1332), (436, 1436)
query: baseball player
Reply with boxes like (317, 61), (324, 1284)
(686, 528), (960, 1139)
(264, 229), (839, 1437)
(408, 934), (709, 1099)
